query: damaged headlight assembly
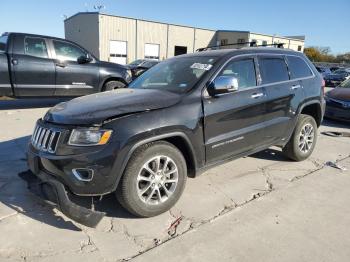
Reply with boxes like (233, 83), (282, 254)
(68, 128), (113, 146)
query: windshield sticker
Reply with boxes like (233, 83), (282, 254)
(190, 63), (213, 71)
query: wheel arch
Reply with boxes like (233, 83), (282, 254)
(298, 100), (323, 127)
(113, 132), (198, 191)
(100, 77), (127, 91)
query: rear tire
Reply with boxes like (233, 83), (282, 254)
(116, 141), (187, 217)
(102, 80), (125, 91)
(283, 114), (318, 161)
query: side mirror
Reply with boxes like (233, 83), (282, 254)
(77, 54), (92, 64)
(207, 76), (239, 96)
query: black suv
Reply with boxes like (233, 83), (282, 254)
(27, 48), (325, 223)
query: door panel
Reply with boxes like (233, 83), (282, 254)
(259, 55), (305, 143)
(12, 37), (55, 96)
(52, 40), (99, 96)
(203, 56), (268, 164)
(204, 87), (268, 163)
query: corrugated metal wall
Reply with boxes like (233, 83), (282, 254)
(64, 13), (306, 63)
(137, 20), (168, 60)
(64, 13), (100, 58)
(99, 15), (136, 62)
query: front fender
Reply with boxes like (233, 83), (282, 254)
(109, 131), (198, 192)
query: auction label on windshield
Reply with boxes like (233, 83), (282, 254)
(190, 63), (213, 71)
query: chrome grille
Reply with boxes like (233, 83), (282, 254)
(31, 124), (61, 153)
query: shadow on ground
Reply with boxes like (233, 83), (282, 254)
(0, 98), (73, 110)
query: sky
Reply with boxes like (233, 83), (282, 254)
(1, 0), (349, 54)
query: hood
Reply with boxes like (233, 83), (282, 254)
(98, 61), (128, 70)
(327, 87), (350, 102)
(44, 89), (182, 125)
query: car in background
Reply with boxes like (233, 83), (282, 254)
(324, 68), (350, 87)
(127, 59), (159, 79)
(315, 66), (332, 78)
(0, 32), (132, 97)
(325, 78), (350, 122)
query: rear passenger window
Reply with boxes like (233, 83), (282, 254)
(287, 56), (313, 79)
(24, 37), (48, 58)
(218, 58), (257, 89)
(259, 57), (289, 84)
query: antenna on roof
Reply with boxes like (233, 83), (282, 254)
(94, 4), (106, 12)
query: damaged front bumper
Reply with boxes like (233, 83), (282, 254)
(27, 153), (105, 228)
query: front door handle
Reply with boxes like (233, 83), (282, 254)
(251, 93), (264, 99)
(56, 62), (67, 68)
(11, 59), (18, 65)
(291, 84), (302, 90)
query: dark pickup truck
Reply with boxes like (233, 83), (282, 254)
(0, 32), (132, 97)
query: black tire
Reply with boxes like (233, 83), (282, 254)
(116, 141), (187, 217)
(282, 114), (318, 161)
(102, 80), (125, 91)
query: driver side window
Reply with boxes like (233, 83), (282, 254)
(218, 58), (257, 89)
(53, 40), (87, 62)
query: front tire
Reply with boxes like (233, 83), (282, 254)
(283, 114), (318, 161)
(102, 80), (125, 92)
(116, 141), (187, 217)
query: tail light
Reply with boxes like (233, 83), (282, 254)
(321, 78), (325, 96)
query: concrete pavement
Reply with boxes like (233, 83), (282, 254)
(0, 98), (349, 261)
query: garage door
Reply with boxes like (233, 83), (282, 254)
(144, 43), (160, 60)
(109, 40), (127, 65)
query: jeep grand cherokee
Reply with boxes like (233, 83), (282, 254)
(27, 48), (325, 224)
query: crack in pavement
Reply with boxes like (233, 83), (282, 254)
(123, 154), (350, 261)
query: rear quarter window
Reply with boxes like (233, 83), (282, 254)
(259, 57), (289, 84)
(287, 56), (313, 79)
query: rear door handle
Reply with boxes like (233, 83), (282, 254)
(291, 84), (302, 90)
(251, 93), (264, 99)
(11, 59), (18, 65)
(56, 62), (67, 68)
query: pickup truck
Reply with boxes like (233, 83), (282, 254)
(0, 32), (132, 97)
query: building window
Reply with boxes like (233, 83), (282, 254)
(145, 43), (160, 60)
(237, 39), (246, 44)
(174, 46), (187, 56)
(298, 45), (302, 51)
(220, 39), (228, 46)
(262, 40), (268, 46)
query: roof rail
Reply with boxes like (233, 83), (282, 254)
(196, 41), (285, 52)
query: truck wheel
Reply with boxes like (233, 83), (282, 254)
(282, 114), (318, 161)
(116, 141), (187, 217)
(102, 80), (125, 91)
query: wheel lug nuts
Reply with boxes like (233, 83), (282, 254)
(152, 183), (155, 188)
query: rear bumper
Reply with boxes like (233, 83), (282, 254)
(325, 105), (350, 122)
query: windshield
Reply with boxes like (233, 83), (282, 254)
(141, 61), (158, 67)
(129, 56), (218, 93)
(129, 59), (144, 66)
(0, 35), (8, 52)
(340, 78), (350, 88)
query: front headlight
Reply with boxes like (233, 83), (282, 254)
(68, 129), (113, 146)
(126, 69), (132, 82)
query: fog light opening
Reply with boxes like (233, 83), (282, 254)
(72, 168), (94, 182)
